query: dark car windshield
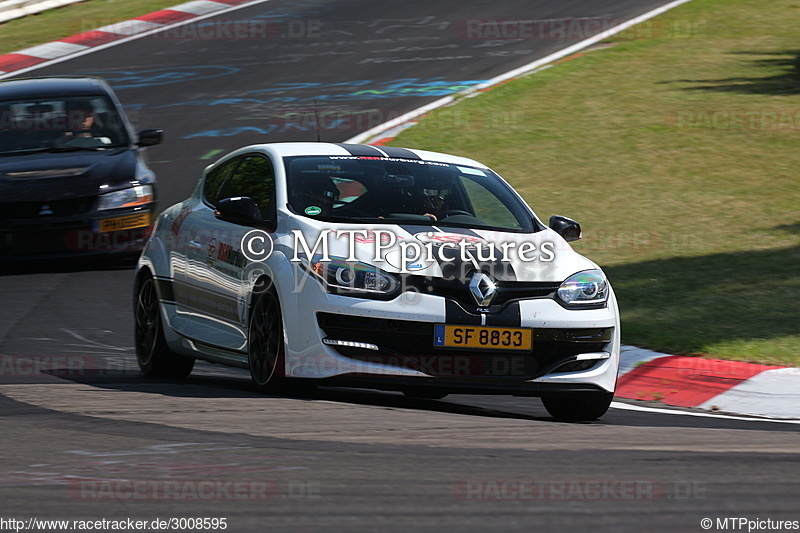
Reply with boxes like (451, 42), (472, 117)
(0, 95), (130, 155)
(285, 156), (536, 232)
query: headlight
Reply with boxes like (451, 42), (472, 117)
(97, 185), (154, 211)
(310, 257), (400, 298)
(557, 269), (608, 307)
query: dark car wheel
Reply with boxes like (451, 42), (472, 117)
(135, 275), (194, 378)
(248, 289), (285, 391)
(541, 391), (614, 422)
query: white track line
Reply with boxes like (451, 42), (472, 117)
(0, 0), (274, 80)
(610, 402), (800, 424)
(346, 0), (697, 144)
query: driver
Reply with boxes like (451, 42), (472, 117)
(414, 191), (449, 220)
(289, 175), (340, 216)
(60, 102), (103, 146)
(64, 102), (96, 134)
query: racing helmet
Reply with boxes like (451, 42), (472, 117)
(289, 175), (340, 214)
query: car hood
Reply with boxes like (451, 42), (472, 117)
(0, 149), (137, 202)
(286, 218), (599, 283)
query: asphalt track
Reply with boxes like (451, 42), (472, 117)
(0, 0), (798, 531)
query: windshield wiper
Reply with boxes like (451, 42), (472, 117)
(434, 220), (529, 233)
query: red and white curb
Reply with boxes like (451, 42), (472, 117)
(617, 347), (800, 419)
(0, 0), (266, 77)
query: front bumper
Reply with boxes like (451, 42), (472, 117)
(0, 206), (154, 261)
(278, 272), (620, 393)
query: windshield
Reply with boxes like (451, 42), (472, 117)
(285, 156), (536, 232)
(0, 95), (130, 155)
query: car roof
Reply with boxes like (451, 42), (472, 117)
(244, 142), (490, 169)
(0, 77), (112, 100)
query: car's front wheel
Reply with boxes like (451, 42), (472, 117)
(135, 274), (194, 378)
(541, 391), (614, 422)
(248, 289), (285, 391)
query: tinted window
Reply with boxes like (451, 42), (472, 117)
(203, 158), (239, 207)
(284, 156), (535, 232)
(219, 155), (276, 222)
(0, 95), (129, 154)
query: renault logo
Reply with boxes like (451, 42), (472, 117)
(38, 204), (54, 216)
(468, 272), (497, 307)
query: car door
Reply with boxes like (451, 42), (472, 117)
(176, 153), (277, 352)
(169, 156), (241, 349)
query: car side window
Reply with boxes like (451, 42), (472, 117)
(218, 155), (277, 223)
(203, 158), (239, 207)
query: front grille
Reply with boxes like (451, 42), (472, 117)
(317, 313), (612, 380)
(403, 275), (560, 310)
(0, 197), (95, 219)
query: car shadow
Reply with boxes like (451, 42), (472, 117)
(602, 245), (800, 359)
(40, 366), (800, 432)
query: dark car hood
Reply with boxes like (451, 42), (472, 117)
(0, 149), (137, 202)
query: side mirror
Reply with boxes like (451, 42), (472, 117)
(549, 215), (582, 242)
(215, 197), (262, 225)
(138, 129), (163, 147)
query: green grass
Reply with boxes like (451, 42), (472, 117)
(389, 0), (800, 366)
(0, 0), (180, 55)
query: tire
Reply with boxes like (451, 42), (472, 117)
(135, 274), (194, 378)
(403, 389), (448, 400)
(541, 391), (614, 422)
(248, 288), (285, 392)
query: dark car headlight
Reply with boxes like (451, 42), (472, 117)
(97, 185), (153, 211)
(557, 269), (609, 307)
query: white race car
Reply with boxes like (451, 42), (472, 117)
(134, 143), (619, 421)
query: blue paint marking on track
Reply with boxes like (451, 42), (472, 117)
(155, 78), (489, 112)
(88, 66), (241, 89)
(184, 126), (278, 139)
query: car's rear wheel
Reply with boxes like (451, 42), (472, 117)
(135, 275), (194, 378)
(541, 391), (614, 422)
(248, 289), (284, 391)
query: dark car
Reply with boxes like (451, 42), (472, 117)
(0, 76), (163, 262)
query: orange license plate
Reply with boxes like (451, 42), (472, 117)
(98, 212), (150, 232)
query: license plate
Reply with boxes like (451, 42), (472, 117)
(98, 212), (150, 232)
(434, 325), (532, 351)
